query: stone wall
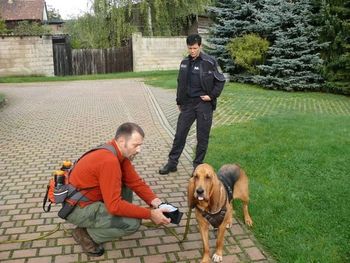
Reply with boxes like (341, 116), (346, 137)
(0, 36), (54, 77)
(0, 34), (189, 77)
(132, 33), (186, 72)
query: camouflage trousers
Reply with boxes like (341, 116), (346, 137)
(66, 186), (141, 244)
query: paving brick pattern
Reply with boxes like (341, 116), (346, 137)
(0, 79), (273, 263)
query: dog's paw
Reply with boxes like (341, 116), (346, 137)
(245, 216), (253, 227)
(200, 255), (211, 263)
(212, 253), (223, 262)
(226, 223), (232, 229)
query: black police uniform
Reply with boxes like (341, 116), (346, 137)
(167, 52), (226, 169)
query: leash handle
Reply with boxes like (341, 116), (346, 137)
(142, 208), (192, 243)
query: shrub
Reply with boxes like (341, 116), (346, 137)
(226, 34), (269, 74)
(0, 18), (7, 34)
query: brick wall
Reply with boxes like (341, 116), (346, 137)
(132, 32), (186, 72)
(0, 36), (54, 77)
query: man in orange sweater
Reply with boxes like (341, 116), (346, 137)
(66, 122), (170, 256)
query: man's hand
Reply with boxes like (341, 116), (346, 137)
(200, 95), (212, 101)
(150, 198), (162, 209)
(150, 208), (171, 225)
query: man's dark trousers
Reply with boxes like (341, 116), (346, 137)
(168, 98), (213, 168)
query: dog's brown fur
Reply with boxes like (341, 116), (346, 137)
(188, 163), (253, 263)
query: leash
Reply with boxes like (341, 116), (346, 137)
(142, 207), (192, 243)
(0, 223), (71, 244)
(0, 209), (192, 244)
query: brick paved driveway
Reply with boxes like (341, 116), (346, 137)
(0, 80), (273, 263)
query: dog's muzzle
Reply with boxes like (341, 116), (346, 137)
(195, 187), (205, 201)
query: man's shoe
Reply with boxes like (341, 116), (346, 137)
(159, 164), (177, 175)
(72, 227), (104, 257)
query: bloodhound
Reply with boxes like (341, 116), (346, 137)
(188, 163), (253, 263)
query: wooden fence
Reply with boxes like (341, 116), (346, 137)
(71, 46), (133, 75)
(53, 40), (133, 76)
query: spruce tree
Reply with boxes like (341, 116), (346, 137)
(255, 0), (324, 91)
(316, 0), (350, 83)
(207, 0), (261, 74)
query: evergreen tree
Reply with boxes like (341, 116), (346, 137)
(255, 0), (324, 91)
(207, 0), (261, 74)
(316, 0), (350, 82)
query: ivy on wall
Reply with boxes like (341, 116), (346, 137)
(0, 18), (6, 34)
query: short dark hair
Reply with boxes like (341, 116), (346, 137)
(186, 34), (202, 46)
(115, 122), (145, 139)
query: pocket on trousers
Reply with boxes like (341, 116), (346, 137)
(67, 202), (101, 228)
(203, 110), (213, 121)
(203, 113), (209, 121)
(201, 102), (213, 121)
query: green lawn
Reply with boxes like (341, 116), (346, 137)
(143, 72), (178, 89)
(142, 73), (350, 262)
(0, 70), (178, 83)
(205, 84), (350, 263)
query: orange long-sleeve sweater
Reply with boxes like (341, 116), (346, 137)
(69, 140), (157, 219)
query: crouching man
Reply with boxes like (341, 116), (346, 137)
(65, 122), (170, 256)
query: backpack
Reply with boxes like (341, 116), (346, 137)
(42, 144), (117, 218)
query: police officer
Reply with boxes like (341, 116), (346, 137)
(159, 34), (226, 174)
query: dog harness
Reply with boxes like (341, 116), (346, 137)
(195, 171), (238, 228)
(196, 195), (228, 228)
(218, 170), (239, 201)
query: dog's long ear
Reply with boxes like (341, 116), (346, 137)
(209, 172), (221, 206)
(187, 177), (196, 208)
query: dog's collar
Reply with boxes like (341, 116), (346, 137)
(195, 194), (227, 228)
